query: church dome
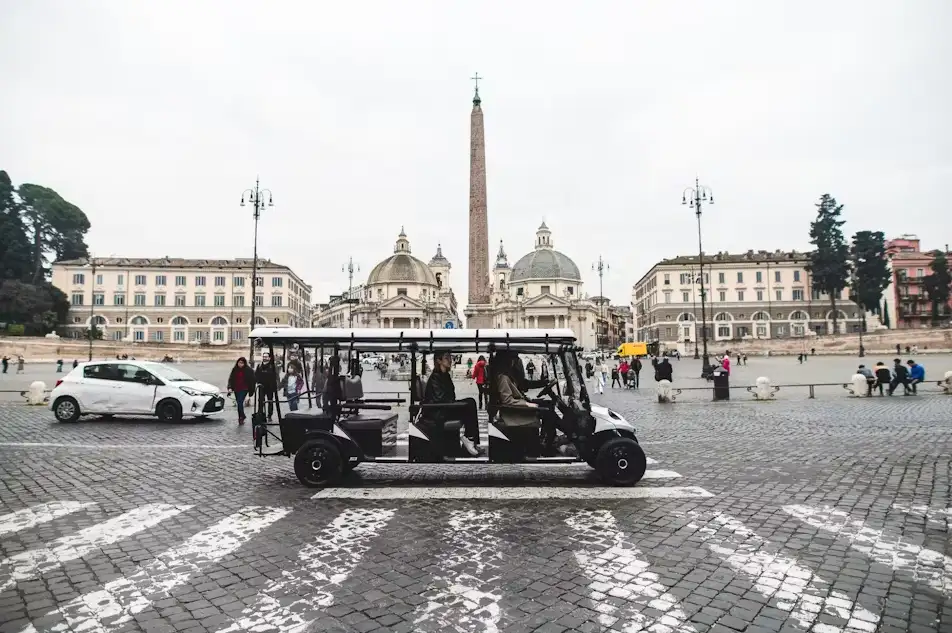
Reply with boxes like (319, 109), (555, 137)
(367, 228), (439, 286)
(510, 222), (582, 282)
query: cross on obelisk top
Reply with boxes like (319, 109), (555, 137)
(471, 72), (482, 90)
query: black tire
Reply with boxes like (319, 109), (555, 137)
(595, 437), (647, 486)
(53, 397), (80, 423)
(156, 400), (183, 423)
(294, 438), (343, 488)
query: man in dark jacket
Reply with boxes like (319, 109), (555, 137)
(422, 351), (479, 456)
(255, 352), (279, 420)
(655, 358), (673, 382)
(888, 358), (909, 395)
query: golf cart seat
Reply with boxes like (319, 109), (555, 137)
(339, 413), (399, 432)
(343, 376), (363, 400)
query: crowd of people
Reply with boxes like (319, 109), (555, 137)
(856, 359), (927, 396)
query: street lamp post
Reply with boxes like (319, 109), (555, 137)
(342, 257), (360, 328)
(690, 265), (700, 359)
(849, 272), (866, 357)
(86, 257), (97, 361)
(241, 178), (273, 362)
(592, 256), (609, 350)
(682, 178), (714, 378)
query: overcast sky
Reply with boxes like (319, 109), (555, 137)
(2, 0), (950, 306)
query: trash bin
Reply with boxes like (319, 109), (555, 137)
(712, 369), (730, 401)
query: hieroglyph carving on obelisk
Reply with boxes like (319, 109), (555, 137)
(467, 74), (491, 306)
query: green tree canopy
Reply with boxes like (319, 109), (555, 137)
(18, 183), (91, 283)
(850, 230), (891, 321)
(0, 280), (68, 334)
(923, 251), (952, 325)
(0, 171), (33, 281)
(806, 194), (850, 333)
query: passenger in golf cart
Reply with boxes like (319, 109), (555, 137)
(419, 350), (481, 456)
(492, 350), (565, 456)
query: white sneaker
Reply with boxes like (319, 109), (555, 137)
(460, 435), (479, 456)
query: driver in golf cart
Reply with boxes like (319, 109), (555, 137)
(493, 351), (563, 456)
(421, 350), (481, 456)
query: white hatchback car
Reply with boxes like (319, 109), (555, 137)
(50, 361), (225, 423)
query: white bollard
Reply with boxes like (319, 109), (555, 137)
(942, 370), (952, 395)
(28, 380), (47, 405)
(656, 379), (674, 403)
(848, 374), (867, 397)
(754, 376), (775, 400)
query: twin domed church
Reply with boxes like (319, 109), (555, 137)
(313, 223), (602, 349)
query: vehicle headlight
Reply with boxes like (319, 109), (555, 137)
(179, 386), (204, 396)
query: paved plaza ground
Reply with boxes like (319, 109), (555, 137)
(0, 355), (950, 632)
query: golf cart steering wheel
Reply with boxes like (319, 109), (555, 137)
(538, 379), (571, 413)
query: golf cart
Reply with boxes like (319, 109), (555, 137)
(249, 327), (647, 488)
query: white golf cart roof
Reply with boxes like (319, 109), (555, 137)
(248, 327), (577, 353)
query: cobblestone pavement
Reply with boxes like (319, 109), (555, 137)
(1, 382), (950, 632)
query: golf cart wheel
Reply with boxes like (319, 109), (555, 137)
(595, 437), (647, 486)
(156, 400), (183, 423)
(53, 397), (80, 423)
(294, 438), (343, 488)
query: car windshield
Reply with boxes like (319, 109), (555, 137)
(142, 363), (196, 382)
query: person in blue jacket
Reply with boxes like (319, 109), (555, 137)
(906, 360), (926, 395)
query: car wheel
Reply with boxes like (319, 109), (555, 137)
(156, 400), (183, 423)
(595, 437), (646, 486)
(294, 438), (342, 488)
(53, 397), (81, 423)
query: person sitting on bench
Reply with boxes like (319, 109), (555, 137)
(422, 350), (480, 456)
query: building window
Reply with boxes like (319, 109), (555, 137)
(95, 274), (103, 285)
(154, 331), (164, 342)
(215, 276), (226, 287)
(174, 295), (186, 307)
(233, 295), (245, 307)
(135, 274), (147, 286)
(174, 330), (185, 341)
(71, 293), (84, 306)
(214, 295), (225, 307)
(93, 293), (104, 306)
(663, 274), (670, 285)
(155, 294), (166, 307)
(774, 271), (781, 283)
(114, 294), (125, 306)
(756, 271), (762, 283)
(117, 274), (124, 286)
(719, 291), (726, 302)
(792, 289), (804, 301)
(233, 276), (245, 287)
(737, 291), (745, 301)
(272, 277), (283, 287)
(113, 331), (122, 341)
(737, 272), (744, 283)
(254, 294), (264, 306)
(195, 276), (206, 286)
(682, 292), (689, 302)
(134, 293), (146, 306)
(397, 288), (408, 296)
(541, 285), (551, 294)
(271, 295), (283, 307)
(775, 290), (782, 301)
(195, 294), (206, 307)
(679, 273), (691, 284)
(72, 273), (85, 285)
(174, 275), (185, 286)
(756, 290), (763, 301)
(718, 272), (725, 284)
(134, 331), (145, 342)
(213, 331), (225, 342)
(793, 271), (801, 282)
(233, 330), (243, 341)
(917, 268), (924, 278)
(156, 275), (167, 286)
(255, 276), (264, 287)
(664, 294), (671, 303)
(718, 326), (730, 337)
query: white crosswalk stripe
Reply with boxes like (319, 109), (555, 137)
(18, 506), (290, 633)
(0, 504), (188, 593)
(413, 510), (506, 632)
(214, 508), (395, 633)
(687, 512), (880, 633)
(893, 503), (952, 531)
(566, 509), (697, 632)
(0, 501), (91, 537)
(784, 504), (952, 597)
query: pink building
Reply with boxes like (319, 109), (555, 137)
(885, 235), (952, 328)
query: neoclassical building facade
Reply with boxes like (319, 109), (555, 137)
(488, 223), (601, 349)
(312, 229), (462, 329)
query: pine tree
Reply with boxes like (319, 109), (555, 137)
(923, 251), (952, 326)
(850, 230), (891, 334)
(806, 194), (850, 334)
(882, 300), (891, 328)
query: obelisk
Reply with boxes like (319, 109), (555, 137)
(464, 74), (493, 328)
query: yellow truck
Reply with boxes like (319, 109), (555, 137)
(616, 342), (648, 358)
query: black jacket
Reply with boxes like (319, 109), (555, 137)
(893, 365), (908, 380)
(255, 362), (278, 391)
(875, 367), (891, 383)
(655, 361), (673, 382)
(423, 370), (456, 423)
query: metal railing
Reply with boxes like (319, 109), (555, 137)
(664, 380), (949, 400)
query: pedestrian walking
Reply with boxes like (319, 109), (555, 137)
(72, 359), (78, 369)
(742, 354), (748, 366)
(281, 364), (304, 411)
(631, 357), (642, 389)
(255, 352), (279, 420)
(2, 355), (9, 374)
(56, 359), (63, 373)
(619, 359), (630, 387)
(16, 356), (25, 374)
(227, 357), (255, 425)
(655, 357), (673, 382)
(526, 359), (536, 381)
(472, 355), (488, 410)
(611, 365), (621, 388)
